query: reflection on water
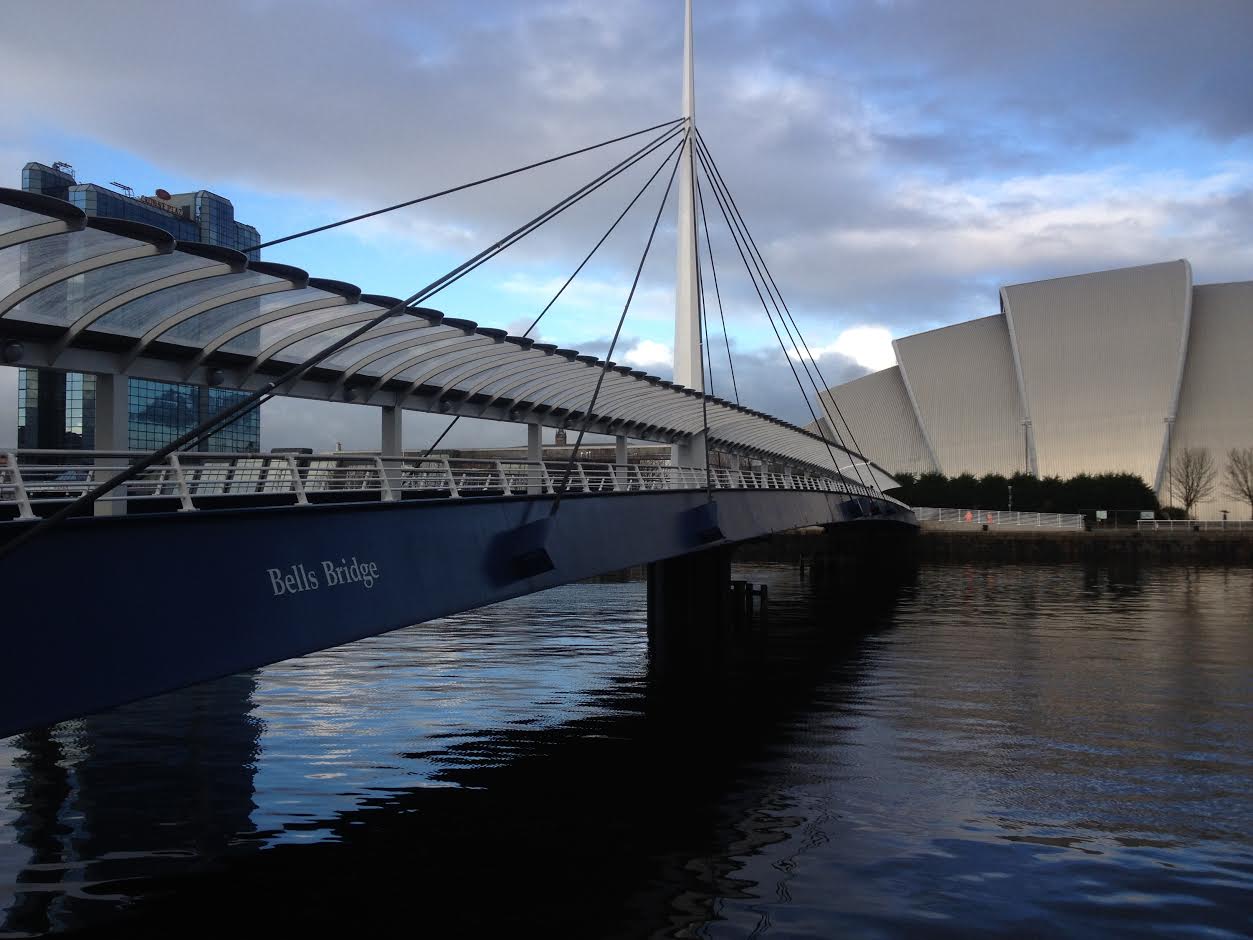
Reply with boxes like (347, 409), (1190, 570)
(1, 562), (1250, 937)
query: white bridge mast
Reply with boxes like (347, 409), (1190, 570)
(673, 0), (705, 468)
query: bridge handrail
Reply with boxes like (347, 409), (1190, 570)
(0, 449), (906, 516)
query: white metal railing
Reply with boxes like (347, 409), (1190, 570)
(914, 506), (1085, 530)
(1136, 519), (1253, 531)
(0, 450), (900, 519)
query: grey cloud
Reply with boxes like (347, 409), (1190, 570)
(2, 0), (1250, 450)
(710, 340), (868, 428)
(777, 0), (1253, 146)
(259, 396), (533, 453)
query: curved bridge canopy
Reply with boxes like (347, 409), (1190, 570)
(0, 188), (897, 489)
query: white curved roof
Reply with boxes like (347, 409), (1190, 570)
(1002, 259), (1192, 485)
(1172, 281), (1253, 518)
(820, 366), (936, 477)
(815, 258), (1253, 518)
(893, 314), (1027, 477)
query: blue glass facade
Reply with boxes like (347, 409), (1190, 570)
(16, 162), (261, 453)
(128, 379), (259, 453)
(67, 185), (201, 242)
(18, 368), (96, 450)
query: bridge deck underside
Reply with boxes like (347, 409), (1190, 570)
(0, 489), (913, 737)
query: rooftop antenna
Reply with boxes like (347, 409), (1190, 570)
(672, 0), (703, 469)
(109, 181), (135, 198)
(51, 161), (76, 179)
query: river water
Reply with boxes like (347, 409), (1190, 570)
(1, 561), (1250, 937)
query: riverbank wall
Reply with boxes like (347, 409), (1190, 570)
(915, 528), (1253, 563)
(734, 526), (1253, 565)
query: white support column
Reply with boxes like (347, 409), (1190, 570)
(527, 422), (542, 494)
(615, 434), (628, 468)
(381, 404), (403, 457)
(671, 0), (706, 471)
(94, 373), (129, 516)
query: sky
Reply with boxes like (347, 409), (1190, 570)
(1, 0), (1250, 450)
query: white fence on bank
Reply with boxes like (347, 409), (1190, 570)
(914, 507), (1085, 530)
(1136, 519), (1253, 532)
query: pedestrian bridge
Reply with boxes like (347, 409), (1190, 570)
(0, 450), (913, 738)
(0, 124), (918, 739)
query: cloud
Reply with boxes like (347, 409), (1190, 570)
(806, 327), (896, 372)
(710, 340), (868, 427)
(622, 339), (672, 368)
(498, 273), (673, 326)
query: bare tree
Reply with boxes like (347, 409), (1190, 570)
(1169, 447), (1217, 518)
(1224, 447), (1253, 520)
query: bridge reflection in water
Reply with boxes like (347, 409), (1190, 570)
(3, 560), (1251, 938)
(1, 674), (261, 937)
(0, 553), (914, 937)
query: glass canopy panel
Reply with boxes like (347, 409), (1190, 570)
(453, 354), (552, 392)
(218, 302), (389, 356)
(520, 370), (599, 405)
(158, 286), (343, 350)
(477, 361), (575, 398)
(575, 376), (638, 410)
(349, 341), (474, 381)
(90, 269), (285, 339)
(0, 228), (149, 300)
(267, 323), (365, 366)
(315, 325), (457, 371)
(388, 340), (497, 384)
(0, 203), (60, 239)
(422, 355), (518, 390)
(2, 251), (221, 328)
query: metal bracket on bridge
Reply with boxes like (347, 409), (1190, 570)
(499, 515), (556, 582)
(684, 500), (724, 545)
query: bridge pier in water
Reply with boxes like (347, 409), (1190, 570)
(647, 545), (735, 667)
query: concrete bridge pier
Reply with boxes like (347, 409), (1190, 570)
(380, 404), (403, 457)
(798, 523), (919, 592)
(647, 545), (733, 668)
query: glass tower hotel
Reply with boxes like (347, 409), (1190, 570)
(16, 161), (261, 452)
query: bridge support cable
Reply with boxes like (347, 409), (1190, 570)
(689, 138), (715, 497)
(254, 117), (685, 252)
(696, 133), (871, 491)
(694, 170), (739, 404)
(693, 136), (868, 493)
(420, 131), (690, 460)
(690, 133), (851, 492)
(521, 135), (688, 342)
(418, 131), (687, 459)
(0, 123), (689, 562)
(549, 130), (688, 517)
(388, 123), (687, 315)
(696, 130), (880, 496)
(216, 117), (679, 457)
